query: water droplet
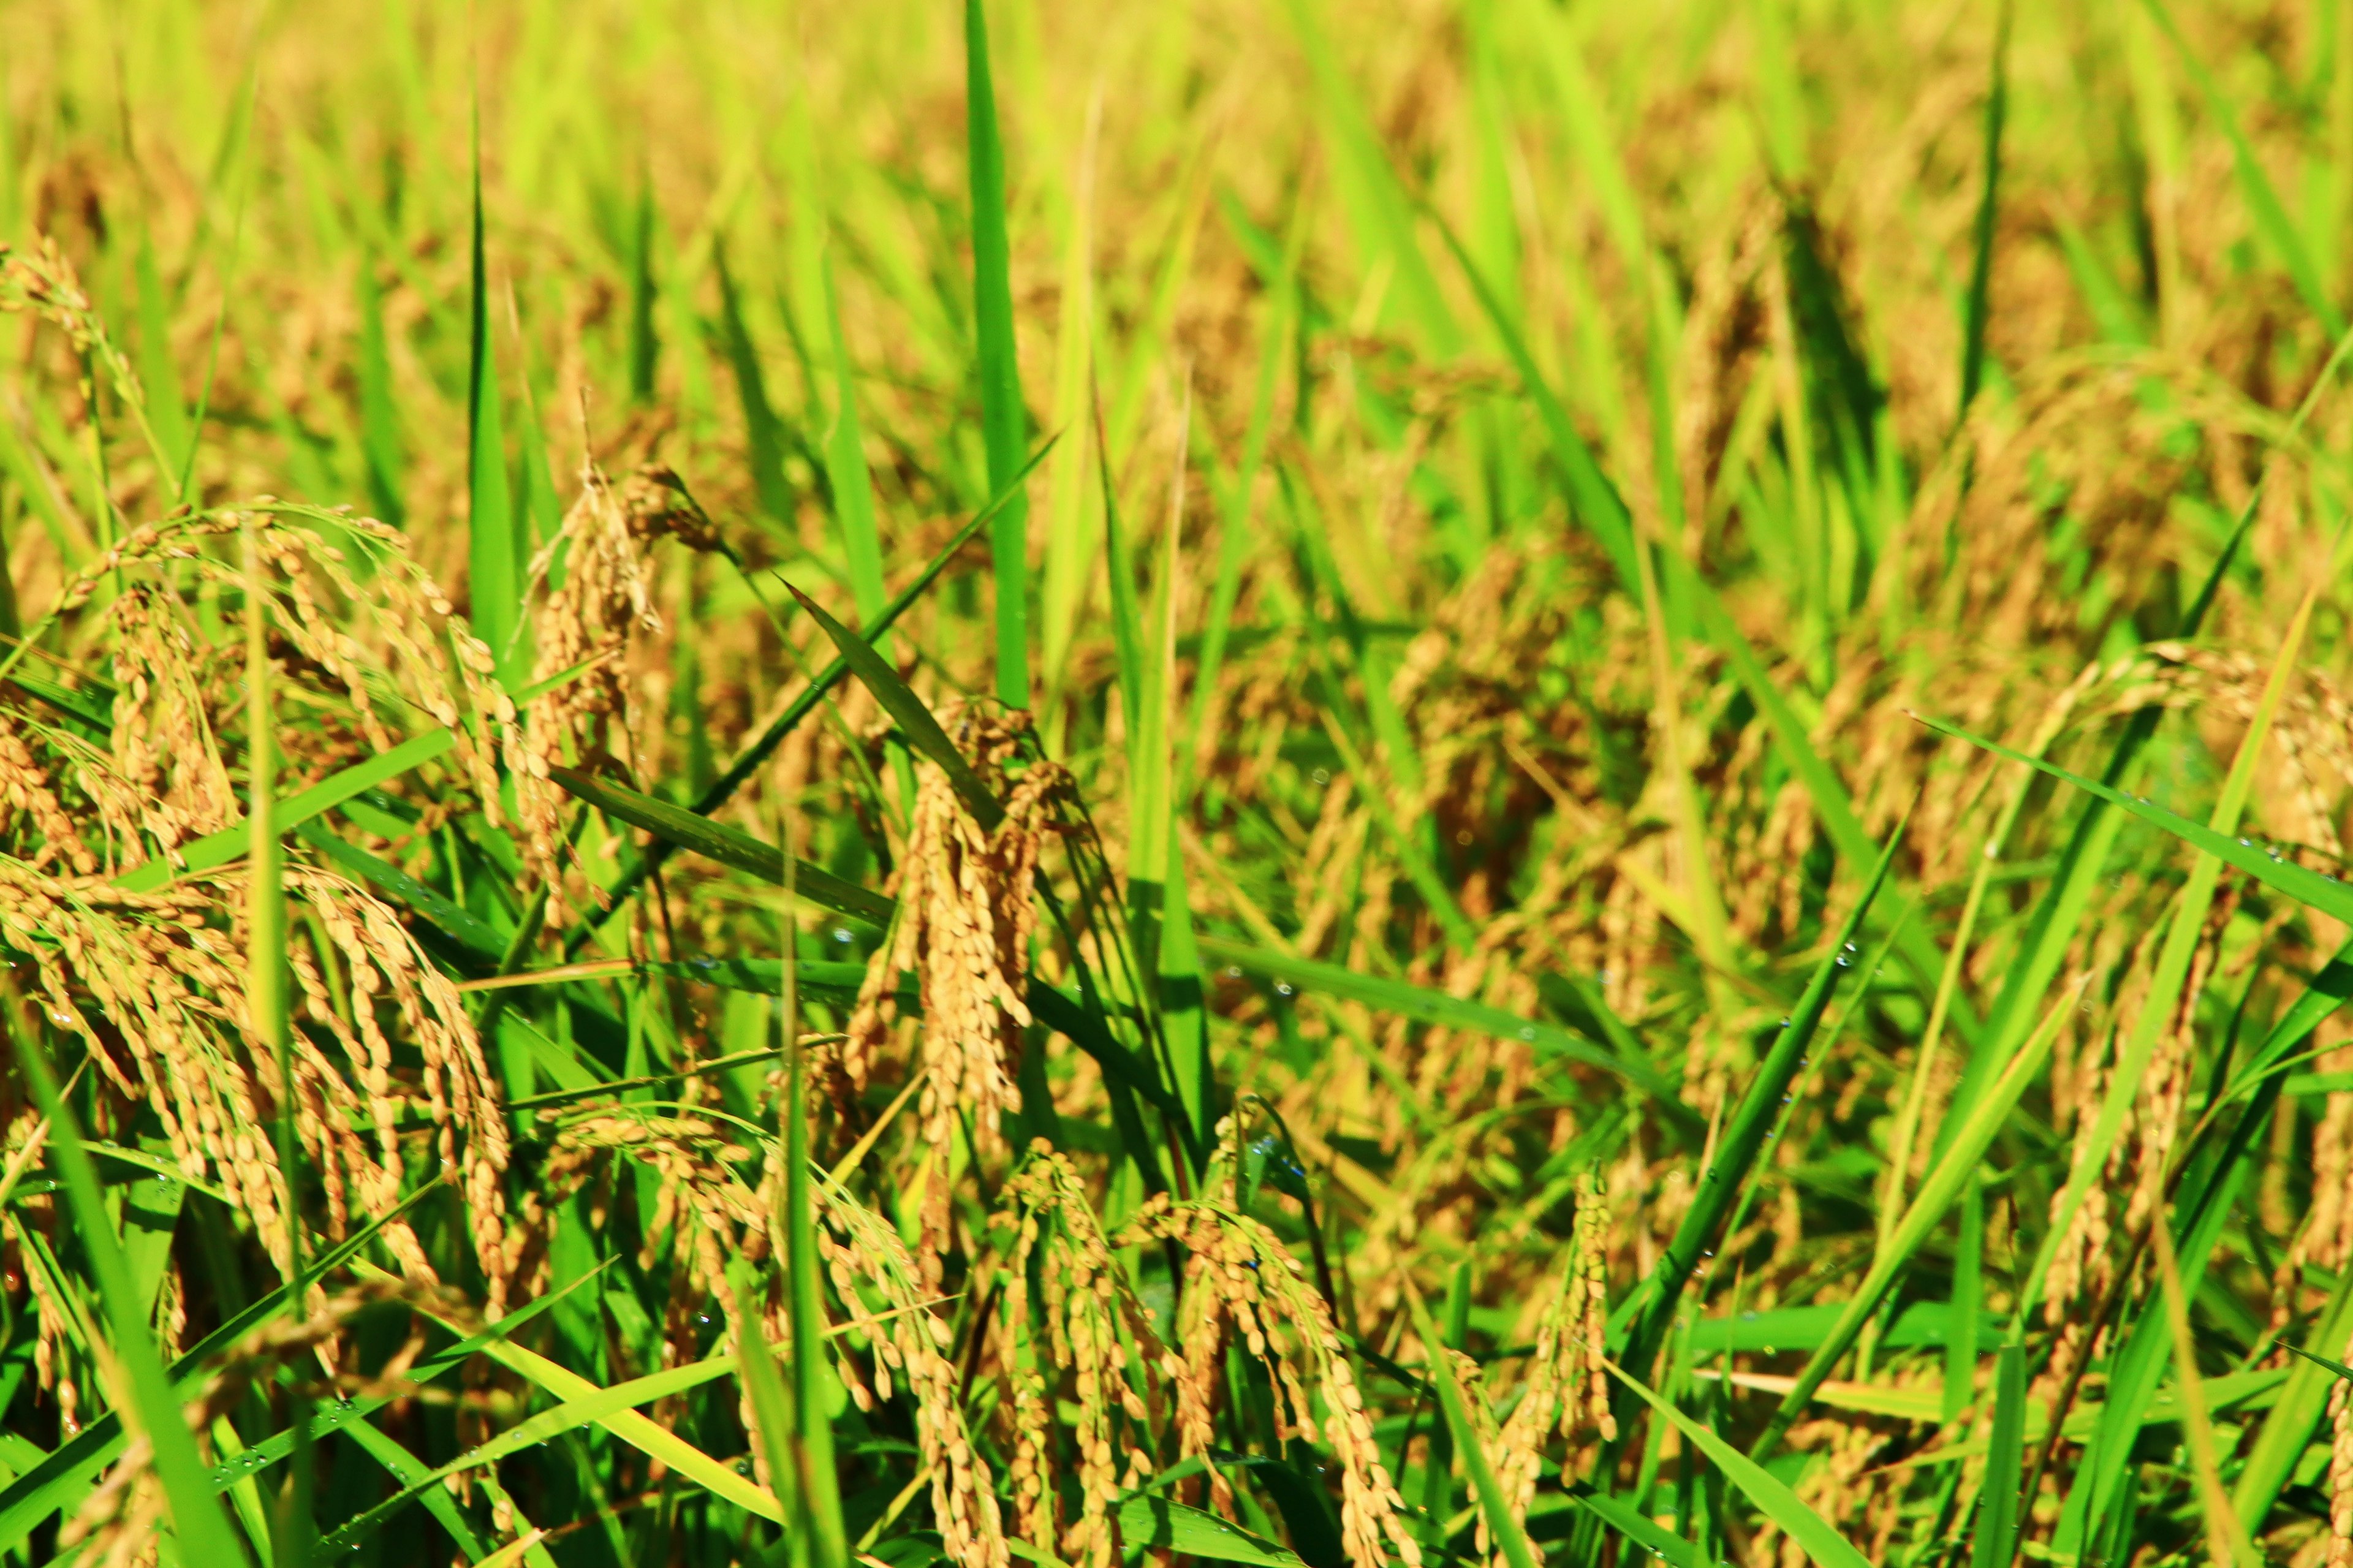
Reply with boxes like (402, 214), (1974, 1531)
(1779, 1017), (1791, 1028)
(1311, 768), (1330, 784)
(1518, 1026), (1536, 1040)
(832, 928), (853, 944)
(1781, 1094), (1792, 1104)
(2238, 837), (2252, 847)
(1224, 966), (1242, 979)
(1275, 982), (1295, 997)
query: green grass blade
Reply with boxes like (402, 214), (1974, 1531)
(1402, 1278), (1537, 1568)
(1284, 0), (1457, 350)
(116, 728), (455, 892)
(2017, 596), (2315, 1325)
(1969, 1338), (2028, 1568)
(1564, 1486), (1705, 1568)
(1958, 0), (2012, 414)
(781, 877), (850, 1568)
(1613, 810), (1908, 1390)
(2151, 1219), (2262, 1568)
(294, 821), (506, 961)
(352, 1260), (782, 1523)
(544, 763), (892, 925)
(817, 248), (887, 638)
(1194, 934), (1688, 1110)
(577, 437), (1055, 933)
(714, 243), (794, 526)
(629, 180), (659, 403)
(1430, 211), (1639, 596)
(964, 0), (1031, 708)
(0, 1188), (436, 1552)
(1911, 730), (2353, 935)
(133, 227), (192, 484)
(214, 1265), (608, 1487)
(356, 253), (404, 528)
(1754, 974), (2072, 1456)
(1116, 1496), (1305, 1567)
(316, 1355), (741, 1555)
(6, 1037), (251, 1567)
(1602, 1355), (1871, 1568)
(728, 1257), (800, 1534)
(244, 513), (313, 1567)
(2054, 1084), (2267, 1555)
(468, 107), (521, 684)
(1676, 555), (1974, 1041)
(338, 1420), (485, 1560)
(782, 582), (1004, 828)
(2237, 1265), (2353, 1531)
(1944, 1175), (1984, 1425)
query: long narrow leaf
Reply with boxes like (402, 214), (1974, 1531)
(1909, 712), (2353, 931)
(5, 1039), (249, 1566)
(782, 582), (1004, 827)
(1754, 975), (2073, 1455)
(1195, 934), (1687, 1110)
(545, 763), (892, 925)
(1602, 1356), (1872, 1568)
(1403, 1278), (1538, 1568)
(1615, 809), (1908, 1395)
(116, 728), (453, 892)
(964, 0), (1031, 706)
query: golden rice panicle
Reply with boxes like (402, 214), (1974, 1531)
(1486, 1171), (1614, 1568)
(104, 586), (237, 862)
(526, 1107), (1009, 1568)
(0, 817), (509, 1312)
(0, 237), (148, 425)
(0, 710), (96, 874)
(2330, 1344), (2353, 1568)
(847, 706), (1068, 1283)
(998, 1143), (1169, 1568)
(809, 1163), (1009, 1568)
(512, 461), (720, 925)
(1123, 1193), (1420, 1568)
(35, 508), (524, 847)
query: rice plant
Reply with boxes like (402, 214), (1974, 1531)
(4, 1), (2353, 1566)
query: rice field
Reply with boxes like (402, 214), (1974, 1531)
(6, 0), (2353, 1564)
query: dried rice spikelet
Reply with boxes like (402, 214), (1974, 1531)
(845, 706), (1069, 1282)
(0, 708), (96, 874)
(0, 858), (508, 1306)
(32, 507), (523, 849)
(104, 588), (238, 857)
(515, 1103), (1008, 1568)
(513, 462), (724, 924)
(1120, 1179), (1421, 1568)
(998, 1143), (1167, 1568)
(0, 509), (523, 1325)
(0, 238), (152, 441)
(1485, 1172), (1615, 1566)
